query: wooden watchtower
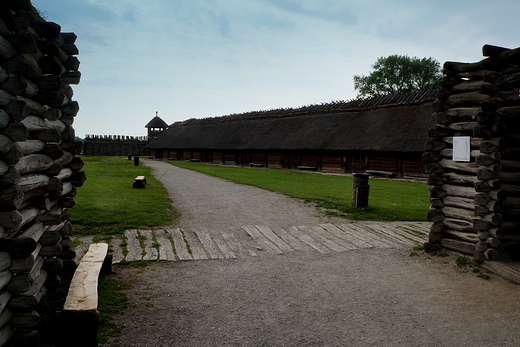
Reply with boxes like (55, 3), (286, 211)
(145, 112), (168, 142)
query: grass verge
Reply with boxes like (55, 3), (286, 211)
(71, 156), (179, 235)
(169, 162), (429, 221)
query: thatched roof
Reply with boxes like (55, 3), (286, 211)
(145, 116), (168, 128)
(146, 90), (436, 153)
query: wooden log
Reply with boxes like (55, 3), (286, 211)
(0, 252), (11, 272)
(3, 122), (29, 141)
(500, 160), (520, 170)
(40, 244), (62, 257)
(32, 128), (61, 142)
(484, 248), (500, 261)
(39, 229), (61, 246)
(447, 92), (491, 106)
(67, 156), (84, 171)
(443, 229), (479, 243)
(0, 210), (22, 230)
(0, 35), (16, 61)
(21, 115), (66, 133)
(60, 140), (83, 155)
(41, 107), (61, 121)
(42, 143), (64, 159)
(10, 311), (40, 328)
(440, 238), (476, 256)
(501, 183), (520, 195)
(0, 166), (21, 185)
(428, 173), (444, 186)
(438, 159), (482, 174)
(17, 139), (45, 155)
(430, 198), (444, 209)
(5, 53), (43, 79)
(426, 208), (445, 222)
(69, 170), (86, 187)
(7, 275), (47, 313)
(10, 244), (41, 273)
(18, 174), (50, 192)
(61, 100), (80, 116)
(480, 140), (504, 154)
(425, 139), (447, 151)
(0, 109), (9, 128)
(2, 144), (23, 166)
(447, 122), (479, 131)
(429, 185), (447, 199)
(0, 185), (23, 209)
(42, 257), (63, 276)
(442, 217), (475, 232)
(477, 166), (500, 180)
(441, 172), (478, 185)
(44, 163), (63, 177)
(442, 205), (476, 222)
(442, 195), (474, 210)
(54, 151), (73, 167)
(497, 171), (520, 184)
(445, 107), (480, 118)
(15, 154), (54, 175)
(442, 183), (476, 198)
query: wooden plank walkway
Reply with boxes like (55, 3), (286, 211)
(73, 222), (430, 263)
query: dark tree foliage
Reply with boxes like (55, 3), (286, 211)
(353, 55), (443, 97)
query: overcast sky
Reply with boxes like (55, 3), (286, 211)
(33, 0), (518, 138)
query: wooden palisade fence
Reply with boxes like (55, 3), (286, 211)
(0, 1), (83, 346)
(424, 44), (520, 264)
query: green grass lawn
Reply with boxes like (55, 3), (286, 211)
(71, 156), (179, 235)
(170, 162), (429, 221)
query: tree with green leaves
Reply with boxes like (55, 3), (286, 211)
(353, 55), (443, 97)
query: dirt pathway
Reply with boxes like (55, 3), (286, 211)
(103, 161), (520, 347)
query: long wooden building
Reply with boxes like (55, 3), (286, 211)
(146, 90), (437, 177)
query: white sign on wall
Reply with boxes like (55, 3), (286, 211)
(452, 136), (471, 162)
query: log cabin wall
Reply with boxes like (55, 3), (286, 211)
(424, 44), (520, 263)
(0, 2), (83, 345)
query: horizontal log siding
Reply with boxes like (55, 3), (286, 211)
(224, 153), (237, 165)
(301, 155), (320, 168)
(267, 153), (283, 169)
(251, 153), (266, 166)
(368, 156), (398, 172)
(212, 152), (223, 164)
(402, 159), (426, 175)
(321, 155), (344, 173)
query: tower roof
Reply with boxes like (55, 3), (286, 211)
(145, 116), (168, 128)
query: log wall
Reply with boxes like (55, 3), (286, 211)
(424, 44), (520, 263)
(0, 1), (82, 345)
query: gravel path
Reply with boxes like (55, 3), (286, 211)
(102, 161), (520, 347)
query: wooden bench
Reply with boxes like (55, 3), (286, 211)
(60, 243), (110, 346)
(133, 175), (146, 188)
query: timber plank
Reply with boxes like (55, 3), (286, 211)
(214, 236), (236, 259)
(181, 230), (208, 260)
(194, 229), (223, 259)
(124, 229), (142, 262)
(364, 223), (418, 246)
(297, 226), (349, 253)
(167, 229), (192, 260)
(221, 231), (254, 258)
(64, 243), (108, 311)
(270, 226), (312, 252)
(242, 225), (283, 254)
(140, 230), (158, 261)
(109, 235), (125, 264)
(310, 225), (358, 251)
(286, 226), (330, 254)
(337, 224), (393, 248)
(358, 224), (408, 247)
(319, 223), (371, 249)
(256, 225), (293, 253)
(383, 224), (428, 243)
(153, 229), (176, 261)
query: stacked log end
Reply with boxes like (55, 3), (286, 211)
(0, 1), (82, 346)
(425, 44), (520, 264)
